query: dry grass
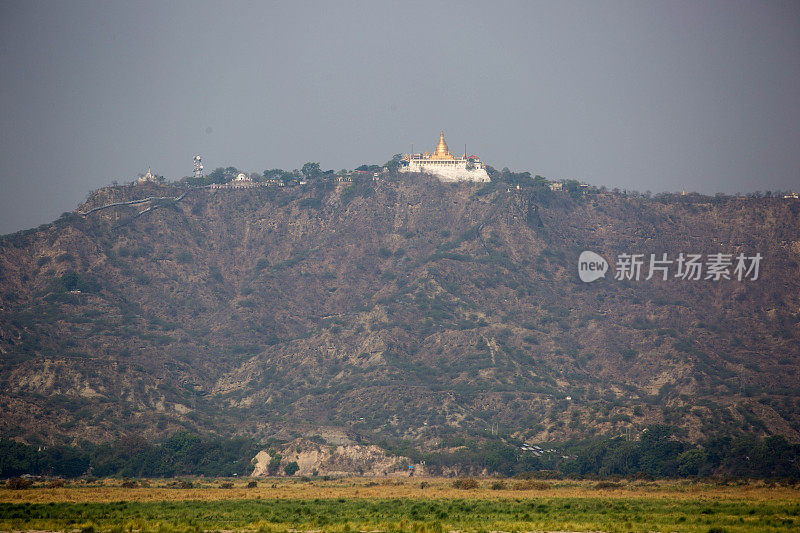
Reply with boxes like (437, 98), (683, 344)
(1, 478), (799, 532)
(0, 477), (797, 504)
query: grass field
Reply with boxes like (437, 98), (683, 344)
(0, 477), (798, 532)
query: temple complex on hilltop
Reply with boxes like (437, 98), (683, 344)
(137, 168), (157, 184)
(399, 131), (490, 182)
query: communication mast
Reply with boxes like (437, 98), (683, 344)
(193, 155), (203, 180)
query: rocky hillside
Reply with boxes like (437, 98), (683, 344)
(251, 438), (412, 477)
(1, 173), (799, 451)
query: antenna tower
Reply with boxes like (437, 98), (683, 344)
(193, 155), (203, 180)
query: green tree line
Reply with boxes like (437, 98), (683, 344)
(0, 432), (260, 478)
(1, 428), (797, 479)
(388, 426), (800, 479)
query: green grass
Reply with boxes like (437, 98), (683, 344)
(1, 497), (799, 532)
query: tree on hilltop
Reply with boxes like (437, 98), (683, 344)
(384, 153), (403, 172)
(206, 167), (240, 185)
(301, 162), (321, 180)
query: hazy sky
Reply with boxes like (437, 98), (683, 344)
(1, 1), (798, 234)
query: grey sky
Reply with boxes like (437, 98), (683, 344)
(1, 1), (798, 234)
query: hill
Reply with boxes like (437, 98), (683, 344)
(1, 172), (799, 458)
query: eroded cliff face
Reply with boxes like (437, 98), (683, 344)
(251, 438), (413, 477)
(1, 174), (799, 448)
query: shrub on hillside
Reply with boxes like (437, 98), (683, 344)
(7, 477), (33, 489)
(452, 477), (478, 489)
(299, 197), (322, 209)
(514, 470), (563, 480)
(284, 461), (300, 476)
(267, 452), (282, 476)
(176, 251), (193, 264)
(594, 481), (623, 490)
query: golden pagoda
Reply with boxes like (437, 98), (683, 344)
(431, 131), (452, 160)
(399, 131), (490, 183)
(138, 167), (156, 184)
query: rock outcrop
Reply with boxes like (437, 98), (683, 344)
(251, 438), (414, 477)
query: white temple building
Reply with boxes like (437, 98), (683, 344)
(399, 131), (490, 183)
(137, 168), (157, 184)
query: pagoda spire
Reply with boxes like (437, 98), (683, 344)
(433, 130), (450, 158)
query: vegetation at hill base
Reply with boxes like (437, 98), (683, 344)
(0, 432), (260, 478)
(1, 428), (798, 480)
